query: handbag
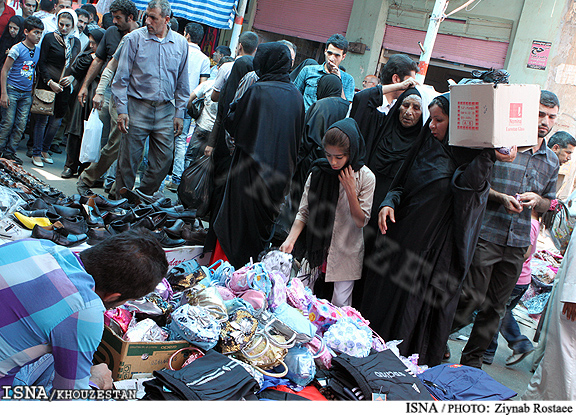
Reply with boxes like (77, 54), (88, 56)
(30, 88), (56, 116)
(182, 284), (228, 322)
(219, 308), (259, 354)
(30, 66), (66, 116)
(169, 304), (221, 350)
(238, 331), (289, 377)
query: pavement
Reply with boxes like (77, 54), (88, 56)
(11, 140), (542, 400)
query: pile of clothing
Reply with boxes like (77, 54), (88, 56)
(104, 251), (514, 401)
(0, 158), (206, 248)
(521, 249), (563, 316)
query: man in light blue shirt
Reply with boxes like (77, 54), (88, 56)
(293, 33), (355, 111)
(111, 0), (189, 200)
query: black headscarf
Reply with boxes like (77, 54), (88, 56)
(369, 87), (424, 176)
(254, 42), (291, 83)
(306, 118), (366, 268)
(316, 73), (342, 100)
(0, 16), (24, 66)
(89, 27), (105, 45)
(290, 58), (318, 82)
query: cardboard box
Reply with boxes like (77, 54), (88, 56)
(93, 326), (190, 380)
(449, 83), (540, 148)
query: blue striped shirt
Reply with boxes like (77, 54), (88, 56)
(0, 239), (104, 395)
(480, 141), (559, 247)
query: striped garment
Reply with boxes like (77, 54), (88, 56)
(480, 142), (559, 248)
(0, 239), (104, 395)
(133, 0), (239, 29)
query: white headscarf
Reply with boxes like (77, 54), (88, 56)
(55, 8), (78, 68)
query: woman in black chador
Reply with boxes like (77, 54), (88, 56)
(359, 93), (515, 366)
(213, 42), (305, 268)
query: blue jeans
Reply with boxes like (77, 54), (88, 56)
(0, 85), (32, 155)
(33, 114), (63, 157)
(172, 114), (192, 183)
(485, 284), (533, 357)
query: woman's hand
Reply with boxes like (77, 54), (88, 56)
(49, 80), (63, 93)
(339, 166), (356, 196)
(378, 206), (395, 234)
(59, 75), (74, 88)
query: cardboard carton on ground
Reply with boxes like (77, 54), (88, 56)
(93, 326), (190, 380)
(449, 83), (540, 148)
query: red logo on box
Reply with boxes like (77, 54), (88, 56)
(509, 103), (523, 126)
(457, 102), (479, 130)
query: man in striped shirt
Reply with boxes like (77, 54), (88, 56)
(0, 228), (167, 396)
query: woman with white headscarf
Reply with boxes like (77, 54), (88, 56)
(31, 8), (80, 168)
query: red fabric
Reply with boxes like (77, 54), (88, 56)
(0, 5), (15, 36)
(270, 385), (328, 401)
(210, 239), (228, 264)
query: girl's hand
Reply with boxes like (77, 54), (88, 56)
(339, 166), (356, 196)
(378, 206), (395, 234)
(280, 239), (295, 253)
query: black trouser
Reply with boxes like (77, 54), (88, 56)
(64, 133), (89, 174)
(452, 238), (526, 368)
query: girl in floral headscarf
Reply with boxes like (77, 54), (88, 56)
(31, 8), (80, 167)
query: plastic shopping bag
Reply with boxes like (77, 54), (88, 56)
(79, 109), (103, 163)
(178, 155), (213, 218)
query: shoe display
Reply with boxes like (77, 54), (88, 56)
(41, 152), (53, 164)
(505, 348), (534, 366)
(82, 197), (105, 228)
(0, 217), (32, 240)
(165, 219), (185, 238)
(61, 168), (74, 179)
(31, 156), (44, 167)
(13, 212), (52, 229)
(49, 144), (62, 154)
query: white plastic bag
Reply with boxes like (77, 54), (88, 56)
(79, 109), (103, 163)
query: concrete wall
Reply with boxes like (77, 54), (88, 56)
(344, 0), (390, 84)
(545, 0), (576, 132)
(506, 0), (566, 86)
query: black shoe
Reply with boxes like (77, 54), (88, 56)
(153, 229), (186, 248)
(31, 224), (87, 247)
(26, 148), (33, 158)
(50, 144), (62, 154)
(61, 168), (74, 179)
(87, 227), (113, 245)
(2, 153), (23, 165)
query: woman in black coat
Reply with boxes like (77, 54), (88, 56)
(31, 9), (80, 167)
(61, 27), (105, 178)
(212, 42), (305, 268)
